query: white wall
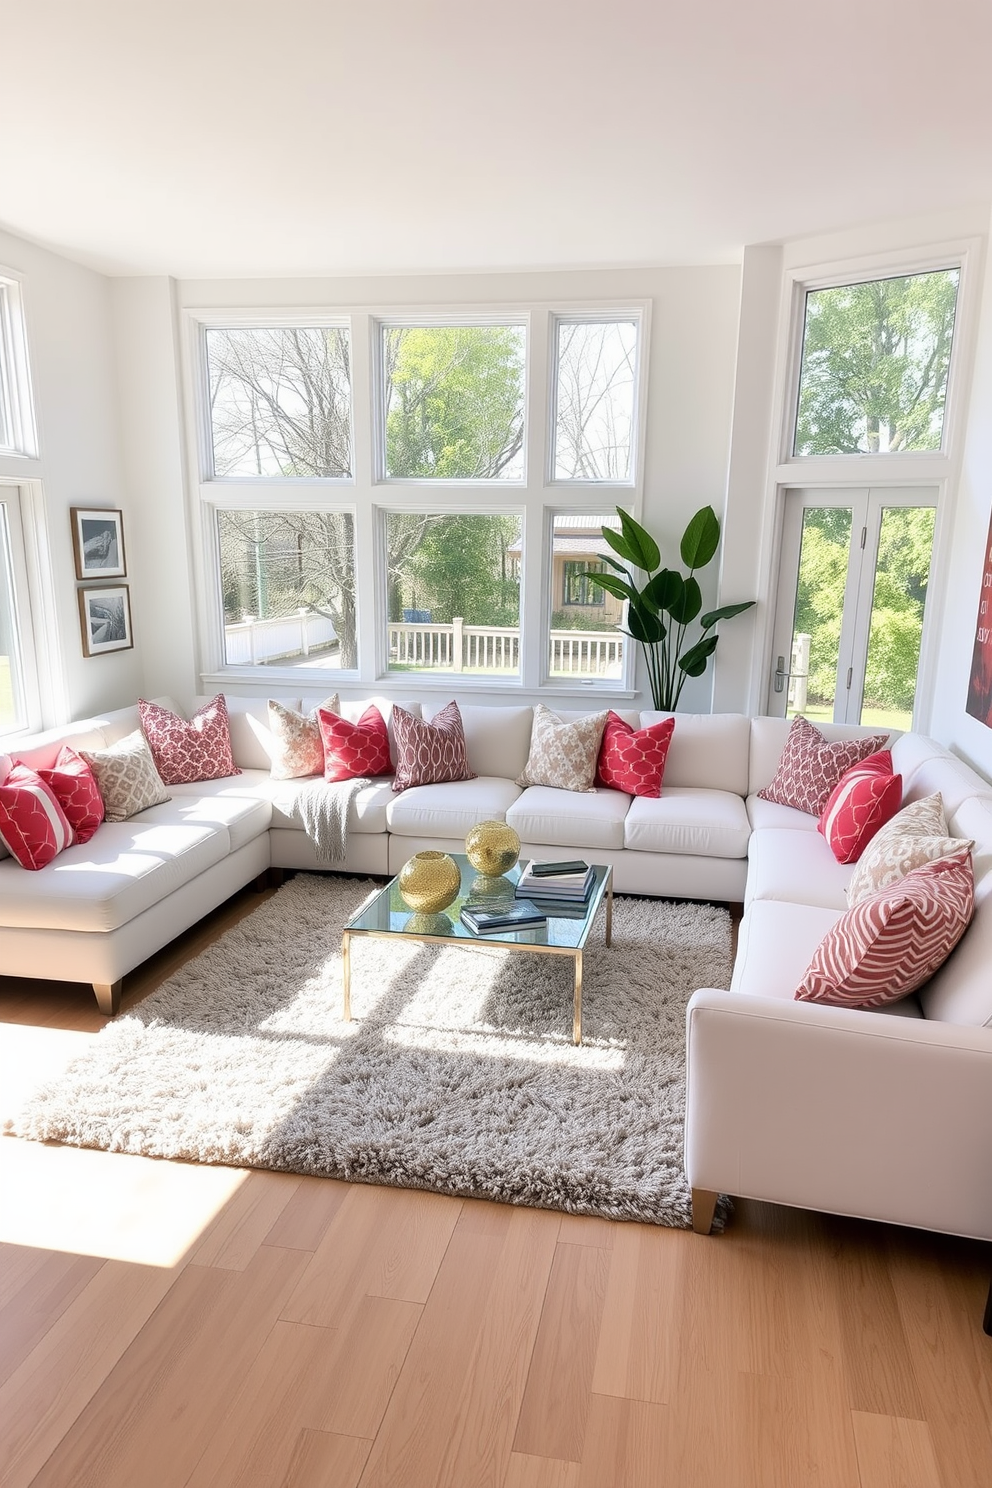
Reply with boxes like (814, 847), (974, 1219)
(161, 265), (742, 711)
(0, 226), (139, 725)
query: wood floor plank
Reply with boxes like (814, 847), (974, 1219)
(513, 1242), (612, 1462)
(557, 1213), (617, 1250)
(263, 1174), (351, 1251)
(577, 1393), (674, 1487)
(281, 1428), (373, 1488)
(0, 1259), (180, 1488)
(431, 1206), (561, 1488)
(190, 1167), (302, 1270)
(502, 1452), (582, 1487)
(356, 1219), (512, 1488)
(592, 1224), (690, 1404)
(831, 1226), (926, 1420)
(282, 1183), (462, 1327)
(27, 1245), (310, 1488)
(313, 1295), (423, 1440)
(851, 1412), (943, 1488)
(0, 1250), (104, 1386)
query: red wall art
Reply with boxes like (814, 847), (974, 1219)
(966, 508), (992, 727)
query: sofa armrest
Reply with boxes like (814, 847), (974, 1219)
(685, 989), (992, 1240)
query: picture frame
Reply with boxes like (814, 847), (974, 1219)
(71, 507), (127, 580)
(78, 584), (133, 657)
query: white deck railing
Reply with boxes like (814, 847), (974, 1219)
(225, 611), (337, 666)
(387, 619), (622, 676)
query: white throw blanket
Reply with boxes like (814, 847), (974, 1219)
(284, 777), (371, 862)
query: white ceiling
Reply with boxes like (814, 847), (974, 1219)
(4, 0), (992, 278)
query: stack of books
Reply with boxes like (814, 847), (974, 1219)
(459, 898), (547, 935)
(514, 859), (595, 917)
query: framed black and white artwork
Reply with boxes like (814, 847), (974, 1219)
(71, 507), (127, 580)
(78, 584), (133, 657)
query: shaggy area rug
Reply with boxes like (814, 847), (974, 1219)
(6, 874), (733, 1226)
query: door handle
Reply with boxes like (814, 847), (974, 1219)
(773, 655), (790, 693)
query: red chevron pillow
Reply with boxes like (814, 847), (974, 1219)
(759, 716), (888, 816)
(318, 705), (392, 782)
(817, 750), (903, 864)
(0, 761), (73, 869)
(37, 745), (105, 846)
(796, 849), (974, 1008)
(595, 712), (675, 797)
(391, 701), (476, 793)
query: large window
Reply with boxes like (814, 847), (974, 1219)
(192, 304), (647, 690)
(0, 275), (36, 458)
(793, 268), (960, 457)
(0, 493), (36, 737)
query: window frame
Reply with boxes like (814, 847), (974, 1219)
(0, 483), (44, 741)
(185, 299), (649, 698)
(0, 271), (38, 459)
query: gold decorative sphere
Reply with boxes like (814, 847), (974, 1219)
(469, 872), (515, 901)
(465, 820), (520, 877)
(404, 911), (456, 937)
(397, 851), (461, 913)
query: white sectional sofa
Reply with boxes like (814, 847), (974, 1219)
(4, 693), (992, 1243)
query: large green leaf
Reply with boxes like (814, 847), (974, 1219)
(600, 553), (632, 577)
(699, 600), (756, 629)
(667, 575), (702, 624)
(677, 633), (719, 676)
(680, 506), (721, 569)
(576, 570), (634, 603)
(626, 603), (666, 645)
(616, 510), (661, 572)
(644, 569), (683, 613)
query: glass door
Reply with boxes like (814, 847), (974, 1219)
(771, 487), (936, 730)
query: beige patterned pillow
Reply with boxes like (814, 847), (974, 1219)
(847, 792), (974, 905)
(516, 706), (609, 793)
(266, 695), (339, 780)
(80, 731), (171, 822)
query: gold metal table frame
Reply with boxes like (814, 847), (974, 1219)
(341, 859), (613, 1045)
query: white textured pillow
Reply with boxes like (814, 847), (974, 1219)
(516, 705), (609, 793)
(847, 792), (973, 905)
(79, 730), (171, 822)
(264, 695), (339, 780)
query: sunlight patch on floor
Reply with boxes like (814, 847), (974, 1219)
(383, 1021), (626, 1069)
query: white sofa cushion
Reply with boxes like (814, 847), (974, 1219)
(259, 775), (396, 835)
(0, 814), (231, 933)
(164, 775), (274, 851)
(219, 695), (304, 772)
(428, 703), (535, 782)
(506, 785), (630, 850)
(746, 794), (820, 832)
(732, 899), (923, 1016)
(387, 776), (521, 839)
(745, 827), (853, 910)
(623, 787), (750, 859)
(748, 715), (898, 797)
(640, 711), (750, 795)
(893, 735), (992, 813)
(917, 796), (992, 1026)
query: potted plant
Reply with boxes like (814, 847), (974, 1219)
(580, 506), (754, 710)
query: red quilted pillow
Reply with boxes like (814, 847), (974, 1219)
(796, 849), (974, 1008)
(595, 712), (675, 797)
(318, 705), (392, 782)
(37, 745), (105, 845)
(0, 761), (73, 869)
(817, 751), (902, 864)
(139, 695), (241, 785)
(758, 716), (888, 817)
(391, 701), (476, 793)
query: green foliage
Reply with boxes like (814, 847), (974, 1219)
(796, 269), (959, 455)
(384, 327), (525, 479)
(395, 514), (519, 626)
(580, 507), (754, 709)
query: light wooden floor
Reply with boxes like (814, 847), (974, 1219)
(2, 884), (991, 1488)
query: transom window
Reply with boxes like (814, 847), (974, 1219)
(552, 317), (638, 482)
(793, 267), (960, 457)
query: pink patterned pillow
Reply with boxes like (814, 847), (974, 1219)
(37, 745), (105, 845)
(318, 705), (392, 782)
(0, 761), (73, 869)
(138, 695), (241, 785)
(595, 712), (675, 797)
(758, 716), (888, 817)
(796, 849), (974, 1008)
(392, 701), (476, 793)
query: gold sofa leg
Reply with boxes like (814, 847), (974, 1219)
(93, 981), (123, 1016)
(691, 1187), (719, 1235)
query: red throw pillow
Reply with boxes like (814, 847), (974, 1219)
(758, 716), (889, 817)
(0, 761), (73, 869)
(817, 751), (902, 864)
(595, 712), (675, 797)
(796, 849), (974, 1008)
(139, 695), (241, 785)
(391, 701), (476, 793)
(37, 745), (105, 845)
(318, 705), (392, 782)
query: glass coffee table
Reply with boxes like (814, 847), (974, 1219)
(341, 854), (613, 1044)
